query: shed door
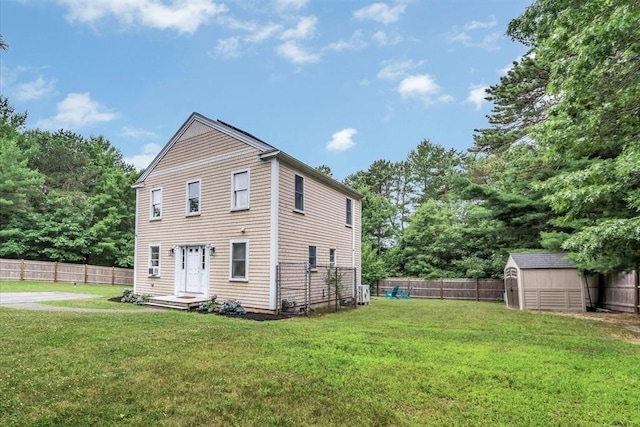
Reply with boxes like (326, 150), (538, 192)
(505, 268), (519, 309)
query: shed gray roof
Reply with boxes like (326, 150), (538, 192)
(509, 252), (575, 269)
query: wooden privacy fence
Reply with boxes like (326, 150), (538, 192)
(0, 258), (133, 286)
(375, 277), (504, 302)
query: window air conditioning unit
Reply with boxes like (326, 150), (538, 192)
(148, 267), (159, 276)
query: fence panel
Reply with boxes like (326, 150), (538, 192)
(0, 258), (133, 286)
(22, 260), (56, 282)
(57, 262), (85, 283)
(601, 271), (639, 313)
(377, 277), (504, 302)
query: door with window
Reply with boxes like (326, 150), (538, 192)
(178, 246), (207, 295)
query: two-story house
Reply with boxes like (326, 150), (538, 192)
(132, 113), (362, 313)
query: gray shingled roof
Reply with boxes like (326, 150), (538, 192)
(509, 252), (575, 269)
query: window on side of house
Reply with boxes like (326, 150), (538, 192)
(230, 240), (248, 281)
(187, 180), (201, 215)
(308, 245), (317, 269)
(149, 244), (160, 276)
(346, 198), (353, 226)
(231, 170), (249, 210)
(294, 174), (304, 212)
(150, 188), (162, 220)
(329, 248), (336, 267)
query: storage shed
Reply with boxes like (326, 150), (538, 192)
(504, 252), (587, 312)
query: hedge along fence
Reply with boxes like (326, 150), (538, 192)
(0, 258), (133, 286)
(375, 277), (505, 302)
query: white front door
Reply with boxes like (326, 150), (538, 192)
(177, 246), (207, 295)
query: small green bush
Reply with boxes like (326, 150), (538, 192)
(121, 288), (151, 305)
(197, 296), (219, 313)
(218, 300), (246, 315)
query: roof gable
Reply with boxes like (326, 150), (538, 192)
(509, 252), (575, 269)
(132, 112), (362, 199)
(134, 113), (274, 186)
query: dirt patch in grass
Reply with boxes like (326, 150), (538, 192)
(552, 311), (640, 344)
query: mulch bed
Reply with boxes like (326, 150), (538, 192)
(108, 296), (291, 321)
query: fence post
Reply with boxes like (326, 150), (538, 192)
(633, 269), (640, 314)
(376, 279), (379, 297)
(476, 278), (479, 301)
(112, 266), (115, 285)
(84, 264), (88, 284)
(440, 278), (444, 300)
(54, 262), (58, 282)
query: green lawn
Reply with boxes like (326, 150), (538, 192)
(0, 288), (638, 426)
(0, 280), (142, 310)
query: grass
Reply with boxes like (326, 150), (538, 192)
(0, 280), (142, 310)
(0, 286), (639, 426)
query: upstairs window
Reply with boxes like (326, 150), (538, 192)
(346, 198), (353, 226)
(295, 174), (304, 212)
(150, 188), (162, 219)
(308, 245), (317, 269)
(187, 180), (200, 215)
(232, 170), (249, 210)
(329, 248), (336, 267)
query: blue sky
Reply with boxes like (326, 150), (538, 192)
(1, 0), (530, 180)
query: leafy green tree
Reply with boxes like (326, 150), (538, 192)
(517, 0), (640, 272)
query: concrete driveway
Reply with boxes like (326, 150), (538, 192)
(0, 292), (151, 312)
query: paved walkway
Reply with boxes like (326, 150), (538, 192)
(0, 292), (154, 313)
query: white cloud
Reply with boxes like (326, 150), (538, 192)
(276, 41), (320, 64)
(124, 143), (162, 170)
(353, 2), (406, 25)
(121, 126), (159, 139)
(446, 16), (501, 51)
(245, 23), (282, 43)
(215, 37), (242, 58)
(57, 0), (227, 34)
(15, 76), (56, 101)
(466, 85), (488, 109)
(36, 92), (119, 129)
(281, 15), (317, 40)
(397, 74), (451, 104)
(377, 59), (423, 81)
(372, 30), (402, 46)
(274, 0), (308, 12)
(325, 30), (366, 52)
(326, 128), (357, 152)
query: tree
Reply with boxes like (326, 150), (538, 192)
(518, 0), (640, 272)
(314, 164), (333, 177)
(0, 35), (8, 51)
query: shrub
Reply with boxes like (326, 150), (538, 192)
(218, 300), (246, 315)
(121, 288), (151, 305)
(197, 296), (219, 313)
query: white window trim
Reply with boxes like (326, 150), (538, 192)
(229, 239), (249, 282)
(186, 179), (201, 216)
(149, 187), (163, 220)
(294, 174), (304, 213)
(329, 248), (336, 268)
(230, 168), (250, 211)
(346, 197), (353, 227)
(148, 243), (161, 277)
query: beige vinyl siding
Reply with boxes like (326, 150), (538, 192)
(134, 128), (273, 310)
(277, 163), (361, 286)
(520, 268), (586, 311)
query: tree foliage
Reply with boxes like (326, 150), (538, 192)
(0, 96), (139, 267)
